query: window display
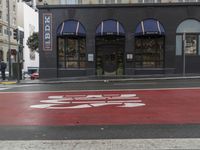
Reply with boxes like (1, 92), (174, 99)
(134, 36), (164, 68)
(58, 37), (86, 68)
(185, 34), (197, 55)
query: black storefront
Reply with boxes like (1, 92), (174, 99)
(38, 3), (200, 79)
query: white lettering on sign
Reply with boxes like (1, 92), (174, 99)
(30, 94), (145, 109)
(43, 13), (52, 51)
(44, 16), (50, 24)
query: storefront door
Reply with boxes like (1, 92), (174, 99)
(96, 36), (124, 76)
(103, 49), (117, 75)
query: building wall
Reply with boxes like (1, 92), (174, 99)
(38, 4), (200, 78)
(17, 1), (39, 73)
(0, 0), (18, 64)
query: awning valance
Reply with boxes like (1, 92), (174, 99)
(57, 20), (86, 37)
(135, 19), (165, 36)
(96, 20), (125, 36)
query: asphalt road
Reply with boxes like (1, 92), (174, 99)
(1, 78), (200, 149)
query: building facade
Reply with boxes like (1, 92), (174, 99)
(17, 1), (39, 74)
(38, 3), (200, 78)
(0, 0), (18, 65)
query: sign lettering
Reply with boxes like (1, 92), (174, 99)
(43, 13), (52, 51)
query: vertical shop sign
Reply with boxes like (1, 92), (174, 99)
(43, 13), (52, 51)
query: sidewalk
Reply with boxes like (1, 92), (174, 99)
(1, 74), (200, 85)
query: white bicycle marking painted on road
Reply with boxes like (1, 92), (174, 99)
(30, 94), (145, 109)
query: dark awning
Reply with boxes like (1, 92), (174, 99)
(96, 20), (125, 36)
(57, 20), (86, 37)
(135, 19), (165, 36)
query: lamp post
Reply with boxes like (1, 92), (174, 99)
(7, 0), (12, 79)
(183, 32), (186, 76)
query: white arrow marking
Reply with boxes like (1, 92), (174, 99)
(86, 95), (103, 98)
(48, 104), (92, 109)
(120, 94), (137, 97)
(48, 96), (64, 99)
(118, 103), (145, 108)
(30, 104), (59, 109)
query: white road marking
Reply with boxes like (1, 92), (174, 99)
(0, 84), (39, 92)
(121, 94), (136, 97)
(0, 139), (200, 150)
(114, 82), (157, 85)
(30, 94), (145, 109)
(118, 103), (146, 108)
(48, 96), (64, 99)
(0, 88), (10, 91)
(86, 95), (103, 98)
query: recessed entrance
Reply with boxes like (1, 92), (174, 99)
(95, 19), (125, 76)
(96, 36), (125, 75)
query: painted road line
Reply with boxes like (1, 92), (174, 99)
(0, 87), (10, 91)
(114, 82), (158, 85)
(0, 139), (200, 150)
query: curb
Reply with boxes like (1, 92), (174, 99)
(0, 81), (17, 85)
(1, 76), (200, 85)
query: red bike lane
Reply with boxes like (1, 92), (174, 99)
(0, 88), (200, 126)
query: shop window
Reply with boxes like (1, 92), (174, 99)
(185, 34), (197, 55)
(99, 0), (121, 4)
(176, 19), (200, 56)
(178, 0), (200, 2)
(134, 36), (164, 68)
(60, 0), (82, 4)
(0, 25), (2, 35)
(58, 37), (86, 69)
(138, 0), (161, 3)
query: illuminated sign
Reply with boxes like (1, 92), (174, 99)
(43, 13), (52, 51)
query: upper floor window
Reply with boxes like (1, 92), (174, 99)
(6, 0), (8, 8)
(0, 25), (2, 35)
(0, 11), (2, 20)
(99, 0), (121, 4)
(4, 28), (12, 36)
(13, 4), (16, 12)
(60, 0), (82, 4)
(6, 14), (9, 22)
(138, 0), (161, 3)
(13, 17), (16, 25)
(178, 0), (200, 2)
